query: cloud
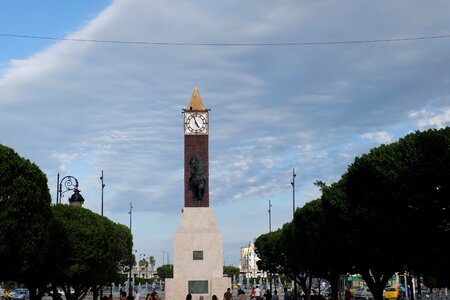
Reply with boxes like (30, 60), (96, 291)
(2, 0), (450, 265)
(409, 106), (450, 129)
(361, 131), (393, 144)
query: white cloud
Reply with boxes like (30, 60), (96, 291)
(409, 107), (450, 129)
(361, 131), (393, 144)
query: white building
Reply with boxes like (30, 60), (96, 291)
(239, 241), (261, 278)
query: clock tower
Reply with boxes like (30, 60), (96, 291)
(184, 87), (209, 207)
(165, 87), (230, 300)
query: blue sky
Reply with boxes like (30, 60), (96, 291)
(1, 0), (450, 267)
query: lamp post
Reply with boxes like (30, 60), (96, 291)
(291, 168), (296, 217)
(128, 201), (133, 297)
(291, 168), (297, 299)
(100, 170), (105, 216)
(56, 173), (84, 205)
(268, 200), (272, 233)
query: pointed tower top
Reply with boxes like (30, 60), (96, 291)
(186, 87), (206, 111)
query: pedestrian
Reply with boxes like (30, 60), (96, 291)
(345, 290), (351, 300)
(255, 286), (261, 300)
(251, 287), (256, 300)
(134, 290), (141, 300)
(120, 291), (127, 300)
(109, 294), (114, 300)
(146, 294), (151, 300)
(272, 290), (279, 300)
(186, 293), (192, 300)
(238, 290), (246, 300)
(212, 295), (218, 300)
(283, 288), (289, 300)
(151, 288), (159, 300)
(264, 289), (272, 300)
(224, 288), (233, 300)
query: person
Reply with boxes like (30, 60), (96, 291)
(146, 294), (151, 300)
(255, 286), (261, 300)
(345, 290), (352, 300)
(238, 289), (246, 300)
(120, 291), (127, 300)
(151, 288), (159, 300)
(272, 290), (279, 300)
(251, 287), (256, 300)
(283, 288), (289, 300)
(134, 290), (141, 300)
(224, 288), (233, 300)
(102, 295), (109, 300)
(109, 294), (114, 300)
(3, 289), (8, 300)
(264, 289), (272, 300)
(212, 295), (218, 300)
(186, 293), (192, 300)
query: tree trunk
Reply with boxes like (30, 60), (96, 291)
(325, 272), (340, 300)
(361, 270), (393, 300)
(297, 274), (311, 300)
(92, 286), (99, 300)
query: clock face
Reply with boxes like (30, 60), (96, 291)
(185, 112), (208, 134)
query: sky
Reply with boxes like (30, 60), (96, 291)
(1, 0), (450, 268)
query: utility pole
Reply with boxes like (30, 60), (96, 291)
(100, 170), (105, 216)
(291, 168), (297, 299)
(268, 200), (272, 232)
(128, 201), (133, 297)
(291, 168), (296, 217)
(99, 170), (106, 300)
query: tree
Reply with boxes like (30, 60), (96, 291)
(289, 200), (325, 300)
(316, 181), (353, 300)
(394, 128), (450, 286)
(223, 265), (240, 279)
(157, 265), (173, 279)
(343, 128), (450, 299)
(0, 144), (52, 300)
(255, 224), (314, 300)
(149, 256), (156, 277)
(49, 204), (133, 300)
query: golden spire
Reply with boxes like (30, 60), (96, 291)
(186, 87), (206, 111)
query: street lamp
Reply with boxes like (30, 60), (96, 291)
(100, 170), (105, 216)
(268, 200), (272, 233)
(291, 168), (297, 298)
(291, 168), (296, 217)
(128, 201), (133, 297)
(56, 173), (84, 205)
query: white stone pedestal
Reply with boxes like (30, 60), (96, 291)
(165, 207), (231, 300)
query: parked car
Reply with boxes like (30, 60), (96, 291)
(8, 289), (30, 300)
(353, 288), (373, 300)
(384, 287), (401, 300)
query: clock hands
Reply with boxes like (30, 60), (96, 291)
(193, 115), (200, 128)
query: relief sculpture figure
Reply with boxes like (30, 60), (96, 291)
(188, 154), (206, 202)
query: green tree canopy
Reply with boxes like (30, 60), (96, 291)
(156, 264), (173, 280)
(223, 265), (240, 279)
(0, 144), (52, 299)
(49, 204), (133, 300)
(343, 127), (450, 297)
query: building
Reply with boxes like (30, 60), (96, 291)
(239, 241), (261, 278)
